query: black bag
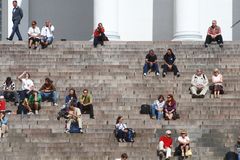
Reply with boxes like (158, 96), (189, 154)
(17, 104), (28, 114)
(140, 104), (151, 114)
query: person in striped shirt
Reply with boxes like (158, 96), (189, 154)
(1, 77), (19, 104)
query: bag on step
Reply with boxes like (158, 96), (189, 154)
(185, 149), (192, 156)
(69, 121), (81, 133)
(140, 104), (150, 114)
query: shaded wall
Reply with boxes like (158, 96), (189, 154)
(29, 0), (93, 40)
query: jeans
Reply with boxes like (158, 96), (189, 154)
(151, 104), (163, 120)
(93, 36), (104, 47)
(238, 152), (240, 160)
(9, 20), (22, 40)
(40, 91), (58, 104)
(205, 35), (223, 45)
(143, 63), (160, 74)
(162, 64), (179, 75)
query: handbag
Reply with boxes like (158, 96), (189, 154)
(185, 149), (192, 156)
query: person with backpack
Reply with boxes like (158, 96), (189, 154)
(115, 116), (134, 142)
(190, 69), (209, 98)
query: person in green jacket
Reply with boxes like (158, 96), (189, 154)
(29, 90), (42, 114)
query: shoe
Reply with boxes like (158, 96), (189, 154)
(6, 38), (12, 41)
(192, 94), (198, 98)
(199, 95), (205, 98)
(219, 43), (223, 48)
(34, 46), (37, 50)
(90, 116), (95, 119)
(156, 72), (160, 76)
(64, 130), (70, 134)
(53, 103), (58, 106)
(162, 72), (166, 77)
(204, 44), (208, 48)
(143, 73), (147, 76)
(27, 111), (34, 115)
(35, 110), (39, 115)
(80, 129), (83, 134)
(176, 73), (180, 77)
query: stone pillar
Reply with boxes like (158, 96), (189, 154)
(94, 0), (120, 40)
(173, 0), (202, 41)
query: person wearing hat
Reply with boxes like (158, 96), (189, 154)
(178, 130), (191, 157)
(211, 68), (223, 98)
(235, 136), (240, 160)
(158, 130), (173, 159)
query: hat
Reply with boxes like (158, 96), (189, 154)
(0, 96), (4, 99)
(180, 130), (187, 134)
(166, 130), (172, 135)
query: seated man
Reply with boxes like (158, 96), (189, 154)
(1, 77), (19, 105)
(40, 20), (55, 49)
(93, 23), (108, 48)
(79, 89), (95, 119)
(190, 69), (208, 98)
(158, 130), (173, 160)
(143, 50), (160, 76)
(0, 112), (8, 138)
(65, 103), (83, 133)
(162, 48), (180, 77)
(39, 78), (58, 106)
(28, 91), (42, 114)
(204, 20), (223, 48)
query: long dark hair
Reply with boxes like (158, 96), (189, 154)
(158, 95), (164, 101)
(167, 48), (173, 54)
(68, 88), (77, 99)
(116, 116), (123, 124)
(166, 94), (175, 105)
(45, 77), (53, 84)
(5, 77), (12, 86)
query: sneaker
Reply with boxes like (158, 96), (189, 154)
(156, 72), (160, 76)
(64, 130), (70, 134)
(80, 129), (83, 134)
(199, 95), (205, 98)
(176, 73), (180, 77)
(143, 73), (147, 76)
(204, 44), (208, 48)
(35, 110), (39, 115)
(192, 94), (198, 98)
(27, 111), (34, 115)
(53, 103), (58, 106)
(90, 116), (95, 119)
(162, 72), (166, 78)
(219, 43), (223, 48)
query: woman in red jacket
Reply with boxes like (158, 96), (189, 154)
(93, 23), (108, 48)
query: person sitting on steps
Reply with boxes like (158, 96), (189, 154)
(78, 89), (94, 119)
(150, 95), (165, 120)
(40, 20), (55, 49)
(163, 94), (177, 120)
(178, 130), (191, 157)
(65, 102), (83, 134)
(65, 88), (78, 108)
(0, 112), (8, 138)
(115, 116), (134, 142)
(93, 23), (108, 48)
(39, 77), (58, 106)
(204, 20), (223, 48)
(1, 77), (19, 105)
(17, 71), (34, 101)
(162, 48), (180, 78)
(158, 130), (173, 160)
(211, 68), (223, 98)
(190, 69), (208, 98)
(28, 20), (41, 49)
(28, 90), (42, 115)
(143, 49), (160, 76)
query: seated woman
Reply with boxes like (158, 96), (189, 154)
(211, 68), (223, 98)
(1, 77), (19, 105)
(178, 130), (191, 157)
(17, 98), (33, 115)
(28, 20), (41, 49)
(0, 112), (8, 138)
(93, 23), (108, 48)
(150, 95), (165, 120)
(39, 77), (58, 106)
(28, 91), (42, 115)
(115, 116), (134, 142)
(163, 94), (176, 120)
(65, 88), (78, 108)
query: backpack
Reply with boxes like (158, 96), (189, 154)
(140, 104), (151, 114)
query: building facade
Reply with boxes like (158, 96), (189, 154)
(1, 0), (240, 41)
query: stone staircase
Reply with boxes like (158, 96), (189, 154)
(0, 41), (240, 160)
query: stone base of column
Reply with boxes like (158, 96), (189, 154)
(173, 32), (202, 41)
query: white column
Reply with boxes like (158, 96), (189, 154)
(7, 0), (29, 40)
(94, 0), (120, 40)
(173, 0), (202, 41)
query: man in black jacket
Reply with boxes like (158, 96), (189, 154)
(7, 0), (23, 41)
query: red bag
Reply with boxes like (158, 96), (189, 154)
(0, 100), (6, 111)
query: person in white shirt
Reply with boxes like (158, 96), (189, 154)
(150, 95), (165, 120)
(40, 20), (55, 49)
(211, 68), (223, 98)
(28, 20), (41, 49)
(115, 116), (134, 142)
(178, 130), (191, 157)
(17, 71), (34, 101)
(65, 103), (83, 133)
(190, 69), (208, 98)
